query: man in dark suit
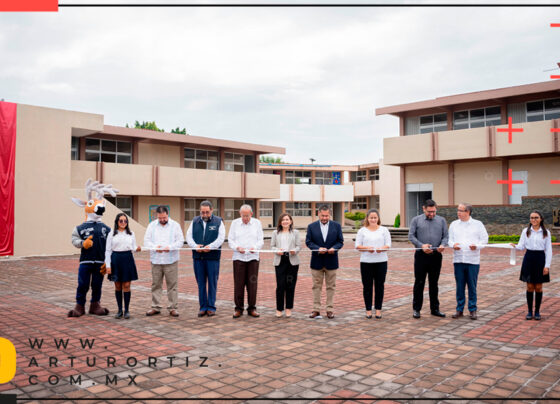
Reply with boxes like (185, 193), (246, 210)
(306, 205), (344, 319)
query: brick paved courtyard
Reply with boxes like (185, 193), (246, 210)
(1, 239), (559, 403)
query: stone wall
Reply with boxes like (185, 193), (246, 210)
(437, 196), (560, 237)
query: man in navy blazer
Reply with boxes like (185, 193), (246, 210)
(306, 205), (344, 319)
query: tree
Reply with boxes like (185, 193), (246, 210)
(132, 120), (164, 132)
(259, 155), (285, 163)
(171, 127), (187, 134)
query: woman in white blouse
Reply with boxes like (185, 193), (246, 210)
(270, 213), (301, 318)
(511, 210), (552, 321)
(105, 213), (141, 319)
(355, 209), (391, 319)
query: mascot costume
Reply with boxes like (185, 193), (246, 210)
(68, 179), (119, 317)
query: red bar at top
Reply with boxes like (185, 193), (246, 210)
(551, 23), (560, 27)
(0, 0), (58, 11)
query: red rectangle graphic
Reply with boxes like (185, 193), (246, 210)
(0, 0), (58, 12)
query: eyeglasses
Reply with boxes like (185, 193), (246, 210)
(118, 219), (128, 223)
(530, 216), (540, 220)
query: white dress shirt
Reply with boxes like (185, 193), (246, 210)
(186, 218), (226, 249)
(143, 218), (185, 265)
(355, 226), (392, 263)
(448, 217), (489, 265)
(515, 227), (553, 268)
(320, 221), (329, 242)
(228, 217), (264, 262)
(105, 230), (138, 268)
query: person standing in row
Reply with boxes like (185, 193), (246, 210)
(306, 205), (344, 319)
(228, 204), (264, 318)
(408, 199), (448, 319)
(186, 200), (225, 318)
(512, 210), (552, 321)
(355, 209), (391, 319)
(105, 213), (141, 319)
(144, 205), (185, 317)
(448, 203), (488, 320)
(271, 213), (301, 318)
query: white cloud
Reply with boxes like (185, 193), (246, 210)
(0, 5), (558, 164)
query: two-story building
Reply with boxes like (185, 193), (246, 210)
(376, 80), (560, 233)
(5, 102), (283, 257)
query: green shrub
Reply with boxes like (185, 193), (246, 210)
(354, 220), (361, 230)
(394, 213), (400, 228)
(344, 211), (366, 221)
(488, 234), (557, 243)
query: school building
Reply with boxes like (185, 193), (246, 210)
(2, 103), (284, 257)
(376, 80), (560, 233)
(257, 161), (400, 229)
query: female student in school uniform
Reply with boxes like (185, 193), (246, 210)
(105, 213), (141, 319)
(511, 210), (553, 321)
(355, 209), (391, 319)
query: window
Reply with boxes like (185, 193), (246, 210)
(259, 201), (273, 217)
(285, 170), (311, 184)
(105, 196), (132, 217)
(315, 171), (337, 185)
(225, 152), (254, 172)
(315, 202), (333, 216)
(84, 139), (132, 164)
(224, 199), (254, 220)
(286, 202), (312, 217)
(526, 98), (560, 122)
(260, 169), (281, 176)
(350, 170), (367, 182)
(453, 106), (501, 130)
(351, 197), (367, 210)
(419, 113), (447, 134)
(184, 198), (219, 221)
(71, 137), (79, 160)
(184, 148), (219, 170)
(369, 168), (379, 181)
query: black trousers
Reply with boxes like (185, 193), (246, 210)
(360, 261), (387, 310)
(412, 250), (442, 312)
(275, 254), (299, 311)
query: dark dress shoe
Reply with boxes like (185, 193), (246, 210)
(469, 311), (477, 320)
(124, 311), (130, 319)
(534, 312), (541, 320)
(207, 311), (216, 317)
(248, 310), (260, 318)
(366, 314), (373, 319)
(309, 311), (321, 318)
(375, 315), (382, 319)
(115, 310), (123, 319)
(326, 311), (335, 319)
(146, 309), (161, 316)
(431, 310), (446, 317)
(233, 310), (242, 318)
(169, 309), (179, 317)
(526, 312), (533, 320)
(198, 310), (207, 317)
(413, 310), (421, 319)
(451, 311), (463, 319)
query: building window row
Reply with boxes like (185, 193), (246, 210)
(184, 148), (219, 170)
(85, 139), (133, 164)
(286, 202), (312, 217)
(351, 197), (367, 210)
(420, 113), (447, 133)
(259, 201), (273, 217)
(105, 196), (132, 217)
(350, 168), (379, 182)
(526, 98), (560, 122)
(453, 106), (501, 130)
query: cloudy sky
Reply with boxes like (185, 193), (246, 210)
(1, 1), (558, 164)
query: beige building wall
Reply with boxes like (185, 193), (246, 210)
(14, 104), (104, 257)
(159, 167), (242, 198)
(384, 133), (432, 165)
(70, 161), (97, 189)
(137, 143), (181, 167)
(509, 157), (560, 196)
(377, 159), (401, 227)
(438, 128), (488, 161)
(102, 162), (153, 195)
(495, 120), (554, 157)
(454, 161), (502, 205)
(405, 164), (449, 205)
